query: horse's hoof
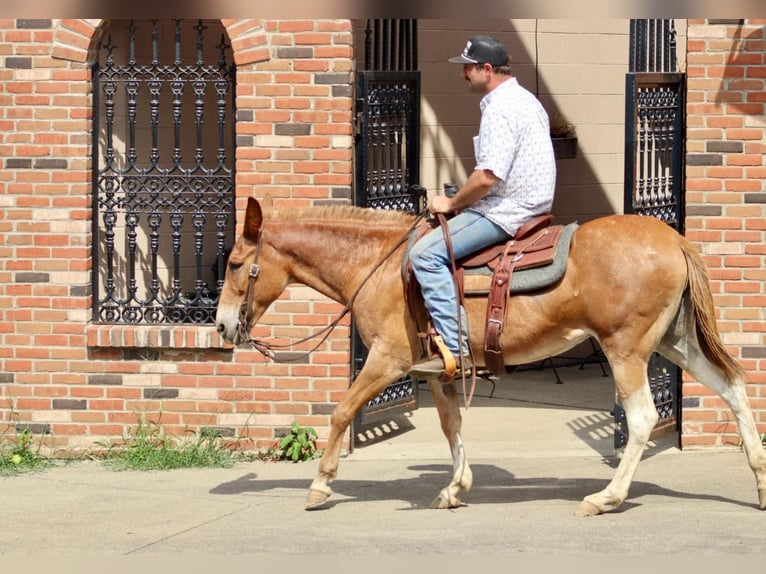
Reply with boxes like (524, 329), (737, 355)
(758, 488), (766, 510)
(304, 487), (332, 510)
(429, 494), (460, 509)
(574, 500), (602, 517)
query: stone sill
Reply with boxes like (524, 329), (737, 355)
(86, 324), (232, 350)
(553, 135), (578, 160)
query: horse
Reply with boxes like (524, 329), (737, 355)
(215, 196), (766, 515)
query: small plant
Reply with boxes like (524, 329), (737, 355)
(549, 111), (576, 138)
(278, 421), (320, 462)
(99, 419), (242, 471)
(0, 428), (52, 476)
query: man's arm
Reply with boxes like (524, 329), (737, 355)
(428, 168), (499, 214)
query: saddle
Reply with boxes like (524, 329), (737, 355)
(404, 214), (570, 376)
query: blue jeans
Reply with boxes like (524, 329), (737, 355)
(409, 210), (511, 357)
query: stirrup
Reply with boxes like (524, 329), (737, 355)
(430, 334), (457, 381)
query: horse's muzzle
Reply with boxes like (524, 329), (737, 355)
(215, 315), (241, 345)
(215, 321), (232, 342)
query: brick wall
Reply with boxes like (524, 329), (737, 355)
(684, 19), (766, 448)
(0, 18), (354, 454)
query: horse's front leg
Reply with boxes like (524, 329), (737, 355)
(305, 346), (410, 510)
(426, 377), (473, 509)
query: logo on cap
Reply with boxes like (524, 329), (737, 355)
(461, 40), (476, 62)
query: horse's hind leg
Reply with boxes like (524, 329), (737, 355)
(700, 371), (766, 509)
(426, 377), (473, 509)
(659, 339), (766, 510)
(576, 359), (658, 516)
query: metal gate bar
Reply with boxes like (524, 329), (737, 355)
(365, 19), (417, 72)
(629, 19), (677, 74)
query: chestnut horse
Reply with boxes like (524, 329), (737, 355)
(215, 197), (766, 515)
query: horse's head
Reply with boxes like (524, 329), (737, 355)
(215, 197), (289, 345)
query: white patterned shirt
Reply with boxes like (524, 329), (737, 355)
(467, 77), (557, 236)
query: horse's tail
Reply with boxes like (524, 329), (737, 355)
(679, 238), (746, 384)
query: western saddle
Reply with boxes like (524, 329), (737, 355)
(406, 213), (566, 377)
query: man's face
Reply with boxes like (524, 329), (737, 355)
(462, 63), (492, 94)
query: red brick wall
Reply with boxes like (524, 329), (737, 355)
(684, 19), (766, 448)
(0, 18), (354, 454)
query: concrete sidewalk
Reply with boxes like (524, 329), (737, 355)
(2, 449), (764, 557)
(2, 364), (765, 558)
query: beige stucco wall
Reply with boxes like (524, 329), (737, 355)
(418, 19), (687, 224)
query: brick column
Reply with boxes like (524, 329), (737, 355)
(684, 19), (766, 447)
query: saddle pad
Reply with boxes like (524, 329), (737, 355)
(463, 222), (578, 295)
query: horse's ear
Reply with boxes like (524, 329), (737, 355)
(242, 197), (263, 241)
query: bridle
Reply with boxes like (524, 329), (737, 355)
(234, 229), (273, 356)
(234, 213), (426, 362)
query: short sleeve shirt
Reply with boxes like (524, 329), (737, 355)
(467, 77), (557, 236)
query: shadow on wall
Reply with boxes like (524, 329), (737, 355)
(416, 19), (627, 226)
(713, 21), (766, 116)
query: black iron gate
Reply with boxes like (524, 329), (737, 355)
(618, 19), (686, 448)
(352, 20), (424, 436)
(92, 19), (235, 325)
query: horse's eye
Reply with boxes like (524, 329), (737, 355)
(228, 261), (244, 272)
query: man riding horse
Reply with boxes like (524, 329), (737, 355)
(409, 35), (557, 377)
(214, 35), (766, 514)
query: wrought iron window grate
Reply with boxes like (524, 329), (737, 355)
(625, 19), (684, 228)
(626, 75), (685, 228)
(92, 19), (236, 325)
(353, 20), (423, 428)
(618, 19), (685, 448)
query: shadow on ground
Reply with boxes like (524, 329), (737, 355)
(209, 461), (755, 512)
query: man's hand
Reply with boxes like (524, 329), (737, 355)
(427, 194), (454, 214)
(428, 169), (498, 215)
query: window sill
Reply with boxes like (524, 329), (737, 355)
(86, 324), (232, 349)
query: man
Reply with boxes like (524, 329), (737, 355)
(410, 34), (557, 376)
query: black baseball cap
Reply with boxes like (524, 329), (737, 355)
(449, 35), (509, 66)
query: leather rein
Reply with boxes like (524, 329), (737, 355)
(434, 212), (478, 409)
(235, 212), (427, 362)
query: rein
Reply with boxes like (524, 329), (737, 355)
(236, 212), (427, 362)
(435, 213), (478, 409)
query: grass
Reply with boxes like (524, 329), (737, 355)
(97, 419), (251, 471)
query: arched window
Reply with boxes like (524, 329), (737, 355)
(92, 19), (236, 324)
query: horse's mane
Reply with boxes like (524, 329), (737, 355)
(272, 204), (416, 225)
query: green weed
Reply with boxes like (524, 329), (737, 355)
(277, 421), (320, 462)
(0, 428), (53, 476)
(98, 419), (245, 471)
